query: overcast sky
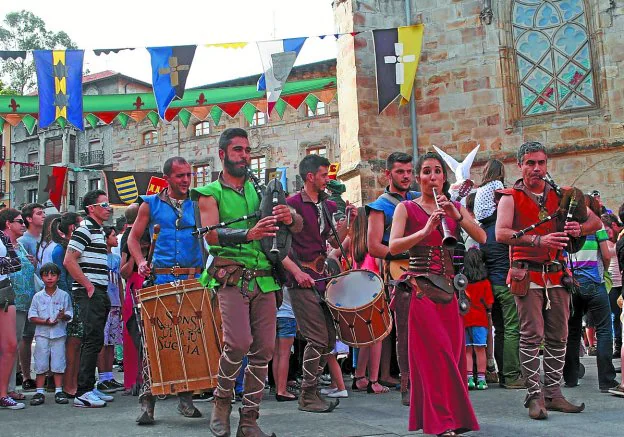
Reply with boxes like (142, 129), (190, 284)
(0, 0), (338, 87)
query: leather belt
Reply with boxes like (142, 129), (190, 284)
(154, 267), (203, 276)
(511, 261), (563, 273)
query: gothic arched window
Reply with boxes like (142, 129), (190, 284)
(512, 0), (597, 116)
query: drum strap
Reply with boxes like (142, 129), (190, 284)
(193, 200), (210, 269)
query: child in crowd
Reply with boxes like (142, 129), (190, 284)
(96, 227), (124, 395)
(474, 159), (505, 225)
(462, 248), (494, 390)
(27, 263), (72, 405)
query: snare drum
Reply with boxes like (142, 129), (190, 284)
(324, 270), (393, 347)
(137, 279), (223, 396)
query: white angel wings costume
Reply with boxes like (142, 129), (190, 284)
(432, 144), (480, 202)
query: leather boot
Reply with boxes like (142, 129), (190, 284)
(178, 391), (202, 418)
(524, 393), (547, 420)
(236, 408), (276, 437)
(545, 397), (585, 413)
(298, 387), (339, 413)
(210, 395), (233, 437)
(136, 393), (156, 425)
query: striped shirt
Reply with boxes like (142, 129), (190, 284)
(571, 233), (604, 284)
(67, 216), (108, 287)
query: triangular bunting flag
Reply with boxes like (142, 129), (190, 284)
(256, 37), (307, 114)
(373, 24), (424, 113)
(22, 114), (37, 135)
(274, 99), (287, 119)
(0, 117), (4, 132)
(189, 106), (211, 121)
(146, 111), (160, 128)
(93, 112), (118, 124)
(314, 89), (337, 104)
(56, 117), (67, 129)
(147, 45), (197, 119)
(178, 109), (192, 127)
(218, 101), (245, 118)
(33, 50), (85, 130)
(4, 114), (24, 127)
(304, 94), (319, 113)
(253, 100), (268, 114)
(282, 93), (308, 110)
(38, 165), (68, 210)
(164, 107), (182, 122)
(116, 112), (130, 128)
(85, 113), (99, 129)
(210, 106), (223, 125)
(93, 48), (135, 56)
(240, 102), (258, 124)
(205, 42), (248, 49)
(128, 110), (150, 123)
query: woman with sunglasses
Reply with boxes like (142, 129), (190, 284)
(1, 209), (34, 407)
(0, 209), (24, 409)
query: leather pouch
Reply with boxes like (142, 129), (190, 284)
(0, 278), (15, 312)
(412, 274), (454, 304)
(509, 266), (530, 297)
(208, 257), (244, 287)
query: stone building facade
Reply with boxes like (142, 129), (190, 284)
(10, 62), (339, 214)
(111, 60), (339, 195)
(10, 72), (152, 211)
(333, 0), (624, 211)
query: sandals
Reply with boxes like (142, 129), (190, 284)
(367, 380), (390, 394)
(351, 376), (368, 391)
(438, 431), (457, 437)
(7, 391), (25, 401)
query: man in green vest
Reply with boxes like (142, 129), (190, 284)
(192, 127), (301, 437)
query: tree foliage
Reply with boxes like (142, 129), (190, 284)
(0, 10), (77, 95)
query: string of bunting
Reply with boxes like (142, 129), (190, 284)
(9, 160), (101, 172)
(0, 24), (424, 131)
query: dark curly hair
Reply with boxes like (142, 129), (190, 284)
(463, 247), (488, 283)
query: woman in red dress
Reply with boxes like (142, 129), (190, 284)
(389, 152), (486, 436)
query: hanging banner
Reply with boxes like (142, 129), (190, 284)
(257, 37), (307, 114)
(265, 167), (288, 191)
(33, 49), (85, 129)
(37, 165), (68, 210)
(373, 24), (424, 113)
(328, 162), (340, 180)
(103, 171), (166, 205)
(146, 176), (168, 195)
(147, 45), (197, 119)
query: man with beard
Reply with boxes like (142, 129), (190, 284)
(193, 128), (301, 437)
(128, 157), (203, 424)
(282, 154), (355, 414)
(496, 142), (602, 420)
(365, 152), (419, 406)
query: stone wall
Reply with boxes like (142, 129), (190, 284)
(334, 0), (624, 211)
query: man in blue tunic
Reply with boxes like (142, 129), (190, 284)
(128, 156), (204, 424)
(365, 152), (419, 406)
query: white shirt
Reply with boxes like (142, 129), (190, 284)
(28, 287), (73, 339)
(474, 180), (504, 221)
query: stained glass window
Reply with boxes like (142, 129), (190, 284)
(512, 0), (596, 116)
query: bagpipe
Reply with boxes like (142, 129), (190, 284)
(193, 168), (292, 283)
(511, 173), (588, 253)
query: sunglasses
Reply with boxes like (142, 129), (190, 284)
(90, 202), (111, 209)
(11, 219), (25, 224)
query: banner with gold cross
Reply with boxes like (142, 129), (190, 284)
(33, 50), (84, 130)
(147, 45), (197, 119)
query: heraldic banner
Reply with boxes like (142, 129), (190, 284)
(104, 171), (168, 205)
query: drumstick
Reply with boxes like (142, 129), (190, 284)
(314, 272), (344, 282)
(146, 224), (160, 268)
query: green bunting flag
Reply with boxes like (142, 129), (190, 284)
(210, 106), (223, 126)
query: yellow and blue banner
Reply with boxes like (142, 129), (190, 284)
(33, 50), (84, 130)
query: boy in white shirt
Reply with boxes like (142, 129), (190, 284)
(27, 263), (72, 405)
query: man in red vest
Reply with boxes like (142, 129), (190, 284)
(496, 142), (601, 420)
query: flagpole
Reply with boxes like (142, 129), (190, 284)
(405, 0), (419, 162)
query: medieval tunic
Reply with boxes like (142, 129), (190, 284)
(402, 200), (479, 434)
